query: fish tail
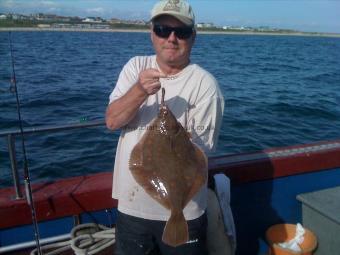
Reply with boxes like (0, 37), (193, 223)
(162, 211), (189, 247)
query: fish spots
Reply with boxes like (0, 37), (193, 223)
(184, 175), (193, 187)
(128, 186), (139, 202)
(170, 181), (176, 188)
(184, 175), (191, 181)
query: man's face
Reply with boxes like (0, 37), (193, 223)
(151, 15), (196, 69)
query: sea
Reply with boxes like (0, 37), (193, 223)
(0, 31), (340, 188)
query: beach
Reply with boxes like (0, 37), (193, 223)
(1, 27), (340, 38)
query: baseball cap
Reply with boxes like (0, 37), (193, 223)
(150, 0), (195, 27)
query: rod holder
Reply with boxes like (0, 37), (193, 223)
(7, 134), (23, 199)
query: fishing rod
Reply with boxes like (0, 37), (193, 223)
(8, 32), (43, 255)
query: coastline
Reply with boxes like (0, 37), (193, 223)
(1, 27), (340, 38)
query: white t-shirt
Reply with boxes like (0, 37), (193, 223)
(109, 55), (224, 221)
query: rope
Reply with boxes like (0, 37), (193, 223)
(30, 223), (115, 255)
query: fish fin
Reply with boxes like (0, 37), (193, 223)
(183, 145), (208, 207)
(129, 142), (144, 171)
(162, 211), (189, 247)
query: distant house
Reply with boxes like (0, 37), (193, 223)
(51, 23), (110, 30)
(196, 22), (214, 28)
(82, 17), (104, 23)
(107, 17), (148, 26)
(11, 14), (28, 20)
(37, 24), (51, 28)
(108, 18), (121, 24)
(31, 13), (70, 22)
(0, 14), (7, 19)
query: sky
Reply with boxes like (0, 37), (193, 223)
(1, 0), (340, 33)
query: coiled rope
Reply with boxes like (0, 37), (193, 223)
(30, 223), (115, 255)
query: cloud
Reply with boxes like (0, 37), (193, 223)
(0, 0), (16, 8)
(0, 0), (149, 20)
(85, 7), (105, 15)
(40, 1), (57, 6)
(0, 0), (60, 14)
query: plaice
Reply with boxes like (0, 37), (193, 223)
(129, 88), (208, 247)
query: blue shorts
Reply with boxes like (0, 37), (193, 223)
(115, 211), (208, 255)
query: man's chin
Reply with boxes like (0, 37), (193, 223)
(163, 57), (178, 64)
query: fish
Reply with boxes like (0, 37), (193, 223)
(129, 88), (208, 247)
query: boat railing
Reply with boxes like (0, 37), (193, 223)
(0, 120), (106, 199)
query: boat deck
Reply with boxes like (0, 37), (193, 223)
(4, 245), (115, 255)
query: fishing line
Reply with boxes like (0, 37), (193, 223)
(8, 31), (43, 255)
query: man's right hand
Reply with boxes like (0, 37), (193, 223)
(106, 69), (167, 130)
(137, 68), (167, 95)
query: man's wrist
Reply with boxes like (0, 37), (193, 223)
(135, 82), (148, 97)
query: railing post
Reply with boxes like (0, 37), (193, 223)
(7, 134), (23, 199)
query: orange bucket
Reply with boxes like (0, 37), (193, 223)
(266, 224), (317, 255)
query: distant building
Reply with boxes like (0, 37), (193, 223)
(82, 17), (104, 23)
(109, 18), (147, 26)
(109, 18), (121, 24)
(222, 25), (252, 31)
(0, 14), (7, 19)
(196, 22), (215, 28)
(32, 13), (71, 22)
(131, 20), (147, 25)
(11, 14), (28, 20)
(52, 23), (110, 29)
(37, 24), (51, 28)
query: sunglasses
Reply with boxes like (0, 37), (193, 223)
(153, 24), (194, 40)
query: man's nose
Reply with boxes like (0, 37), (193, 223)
(168, 31), (177, 41)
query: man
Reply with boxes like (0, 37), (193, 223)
(106, 0), (224, 254)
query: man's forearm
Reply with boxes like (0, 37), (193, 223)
(106, 68), (164, 130)
(105, 83), (148, 130)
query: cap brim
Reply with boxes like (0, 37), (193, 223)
(151, 13), (194, 27)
